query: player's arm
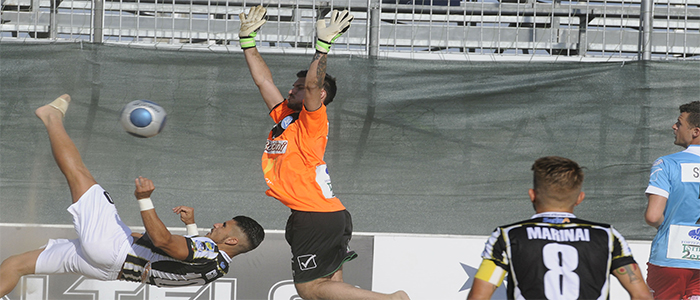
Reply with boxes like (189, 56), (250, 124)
(305, 10), (354, 112)
(304, 52), (326, 112)
(134, 176), (190, 260)
(467, 259), (507, 300)
(645, 193), (667, 229)
(243, 47), (284, 111)
(173, 205), (199, 236)
(612, 263), (653, 300)
(239, 5), (284, 111)
(467, 278), (498, 300)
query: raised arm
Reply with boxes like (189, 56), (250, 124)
(240, 5), (284, 111)
(613, 263), (654, 300)
(305, 9), (354, 112)
(304, 52), (326, 112)
(173, 205), (199, 236)
(135, 176), (190, 260)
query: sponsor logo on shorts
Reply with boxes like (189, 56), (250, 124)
(205, 269), (218, 280)
(297, 254), (317, 271)
(265, 140), (288, 154)
(103, 191), (114, 204)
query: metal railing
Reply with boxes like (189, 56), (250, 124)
(2, 0), (699, 61)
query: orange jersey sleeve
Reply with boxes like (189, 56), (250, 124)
(262, 101), (345, 212)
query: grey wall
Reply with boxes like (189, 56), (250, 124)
(2, 43), (699, 240)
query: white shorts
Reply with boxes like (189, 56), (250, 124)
(35, 184), (133, 280)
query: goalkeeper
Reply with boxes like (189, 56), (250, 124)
(239, 6), (410, 300)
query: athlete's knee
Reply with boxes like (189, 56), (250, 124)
(66, 170), (98, 203)
(295, 280), (323, 300)
(0, 255), (21, 275)
(0, 250), (40, 276)
(295, 274), (344, 300)
(294, 282), (314, 300)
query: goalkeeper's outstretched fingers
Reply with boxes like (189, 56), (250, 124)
(315, 9), (354, 54)
(239, 5), (267, 49)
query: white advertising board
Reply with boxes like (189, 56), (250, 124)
(1, 224), (651, 300)
(371, 234), (652, 300)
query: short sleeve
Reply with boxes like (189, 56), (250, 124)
(269, 100), (296, 123)
(298, 103), (329, 137)
(609, 227), (637, 271)
(481, 228), (509, 270)
(646, 157), (671, 198)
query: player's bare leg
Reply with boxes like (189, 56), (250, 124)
(294, 268), (410, 300)
(2, 95), (90, 297)
(35, 94), (97, 203)
(0, 247), (43, 296)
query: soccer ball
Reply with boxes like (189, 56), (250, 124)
(119, 100), (167, 138)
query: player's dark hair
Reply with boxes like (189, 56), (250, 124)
(297, 70), (337, 106)
(680, 101), (700, 128)
(233, 215), (265, 253)
(531, 156), (584, 195)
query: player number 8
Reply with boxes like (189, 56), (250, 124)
(542, 243), (580, 300)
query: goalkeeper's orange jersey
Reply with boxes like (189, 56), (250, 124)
(261, 100), (345, 212)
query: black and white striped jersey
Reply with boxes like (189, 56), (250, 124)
(119, 233), (231, 287)
(478, 212), (636, 300)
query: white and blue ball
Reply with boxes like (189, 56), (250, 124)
(119, 100), (167, 138)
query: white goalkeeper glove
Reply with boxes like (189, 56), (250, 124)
(239, 5), (267, 49)
(315, 9), (354, 54)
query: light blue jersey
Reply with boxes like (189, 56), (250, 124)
(646, 145), (700, 269)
